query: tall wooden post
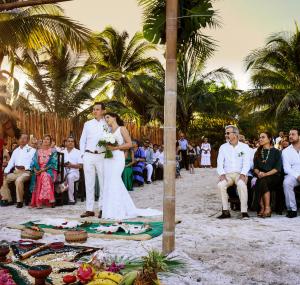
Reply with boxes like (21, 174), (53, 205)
(163, 0), (178, 255)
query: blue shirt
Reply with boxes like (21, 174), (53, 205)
(178, 139), (188, 150)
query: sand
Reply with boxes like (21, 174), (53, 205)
(1, 168), (300, 285)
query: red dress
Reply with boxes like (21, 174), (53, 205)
(0, 138), (3, 188)
(30, 148), (57, 207)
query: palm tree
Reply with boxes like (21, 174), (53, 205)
(138, 0), (220, 59)
(16, 43), (99, 117)
(244, 24), (300, 120)
(142, 53), (237, 132)
(0, 3), (91, 70)
(89, 26), (162, 118)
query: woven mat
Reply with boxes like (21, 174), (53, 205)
(8, 221), (165, 241)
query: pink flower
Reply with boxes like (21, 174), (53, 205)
(77, 264), (95, 283)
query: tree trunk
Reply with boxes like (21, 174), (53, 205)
(163, 0), (178, 255)
(0, 0), (72, 11)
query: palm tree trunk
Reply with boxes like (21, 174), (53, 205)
(163, 0), (178, 255)
(0, 0), (72, 11)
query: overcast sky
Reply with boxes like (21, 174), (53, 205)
(60, 0), (300, 90)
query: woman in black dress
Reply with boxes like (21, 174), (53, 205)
(253, 132), (282, 218)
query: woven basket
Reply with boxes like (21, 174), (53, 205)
(21, 228), (44, 240)
(64, 230), (88, 243)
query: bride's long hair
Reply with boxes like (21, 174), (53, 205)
(106, 112), (124, 126)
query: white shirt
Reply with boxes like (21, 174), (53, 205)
(153, 150), (160, 162)
(282, 145), (300, 179)
(62, 148), (83, 176)
(79, 118), (109, 156)
(157, 150), (164, 164)
(217, 141), (250, 176)
(4, 144), (36, 174)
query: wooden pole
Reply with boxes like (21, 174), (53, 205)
(163, 0), (177, 255)
(0, 0), (72, 11)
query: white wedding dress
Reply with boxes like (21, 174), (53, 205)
(102, 127), (162, 220)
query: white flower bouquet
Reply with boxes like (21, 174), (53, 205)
(97, 133), (118, 158)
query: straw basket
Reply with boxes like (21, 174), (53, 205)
(21, 228), (44, 240)
(64, 230), (88, 243)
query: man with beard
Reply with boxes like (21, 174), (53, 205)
(282, 128), (300, 218)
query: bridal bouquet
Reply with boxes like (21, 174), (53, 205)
(97, 133), (118, 158)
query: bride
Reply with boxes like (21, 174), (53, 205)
(102, 112), (162, 220)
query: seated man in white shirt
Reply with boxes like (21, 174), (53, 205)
(62, 136), (83, 205)
(0, 134), (36, 208)
(217, 125), (250, 219)
(282, 128), (300, 218)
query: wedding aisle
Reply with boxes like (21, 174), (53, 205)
(1, 168), (300, 285)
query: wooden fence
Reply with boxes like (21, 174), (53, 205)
(14, 111), (164, 146)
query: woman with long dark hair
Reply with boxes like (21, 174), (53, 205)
(102, 112), (161, 219)
(253, 132), (282, 218)
(30, 134), (58, 208)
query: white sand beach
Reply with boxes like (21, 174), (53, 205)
(1, 168), (300, 285)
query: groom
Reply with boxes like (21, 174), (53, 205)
(79, 102), (108, 218)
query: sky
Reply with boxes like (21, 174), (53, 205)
(59, 0), (300, 90)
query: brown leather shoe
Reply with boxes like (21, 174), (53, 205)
(80, 211), (95, 218)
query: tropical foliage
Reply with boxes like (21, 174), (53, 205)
(89, 26), (162, 119)
(138, 0), (220, 59)
(16, 43), (98, 117)
(244, 25), (300, 122)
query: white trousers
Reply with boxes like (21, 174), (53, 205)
(217, 172), (248, 213)
(145, 164), (153, 182)
(66, 172), (79, 203)
(283, 175), (300, 211)
(83, 153), (104, 212)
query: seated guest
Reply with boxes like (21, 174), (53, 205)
(30, 134), (58, 208)
(0, 134), (36, 208)
(62, 136), (82, 205)
(154, 144), (164, 180)
(252, 132), (282, 218)
(122, 148), (134, 191)
(217, 125), (250, 219)
(282, 128), (300, 218)
(142, 139), (154, 184)
(280, 138), (290, 150)
(132, 140), (146, 186)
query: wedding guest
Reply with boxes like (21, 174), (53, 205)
(122, 148), (134, 191)
(282, 128), (300, 218)
(196, 143), (201, 167)
(62, 136), (82, 205)
(132, 140), (146, 186)
(0, 134), (35, 208)
(187, 144), (196, 174)
(29, 136), (38, 149)
(200, 138), (211, 168)
(142, 139), (154, 184)
(275, 131), (284, 149)
(178, 133), (189, 170)
(30, 134), (58, 208)
(217, 125), (250, 219)
(154, 145), (164, 180)
(280, 138), (290, 150)
(252, 132), (282, 218)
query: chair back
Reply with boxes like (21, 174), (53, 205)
(56, 152), (64, 182)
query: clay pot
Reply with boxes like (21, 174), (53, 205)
(0, 245), (10, 262)
(28, 265), (52, 285)
(21, 228), (44, 240)
(64, 230), (88, 243)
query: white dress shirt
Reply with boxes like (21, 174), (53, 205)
(62, 148), (83, 176)
(153, 150), (160, 162)
(157, 151), (164, 164)
(217, 141), (250, 176)
(282, 145), (300, 179)
(4, 144), (36, 174)
(79, 118), (109, 156)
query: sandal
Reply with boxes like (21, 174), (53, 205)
(262, 207), (272, 218)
